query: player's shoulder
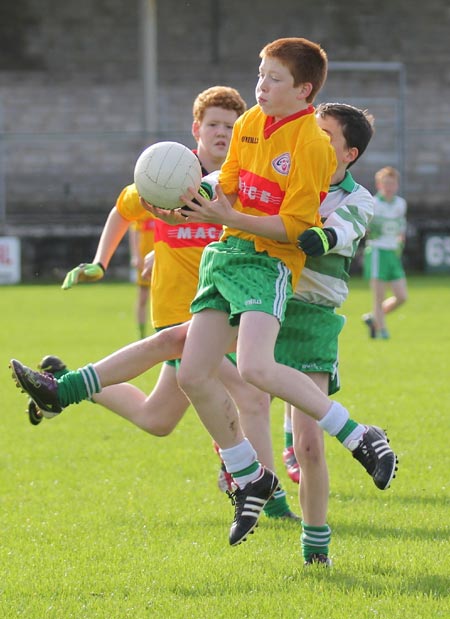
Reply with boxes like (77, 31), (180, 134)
(116, 182), (148, 220)
(349, 184), (375, 220)
(302, 113), (335, 153)
(237, 105), (263, 129)
(244, 104), (262, 118)
(117, 182), (139, 200)
(351, 182), (374, 203)
(323, 179), (373, 215)
(396, 195), (407, 211)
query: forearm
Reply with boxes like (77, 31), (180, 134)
(93, 207), (130, 268)
(326, 197), (374, 253)
(128, 228), (139, 262)
(179, 185), (289, 241)
(225, 210), (289, 242)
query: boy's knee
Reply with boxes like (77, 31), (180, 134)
(237, 361), (270, 391)
(177, 365), (205, 396)
(143, 422), (173, 438)
(295, 433), (324, 466)
(176, 367), (191, 394)
(237, 393), (269, 420)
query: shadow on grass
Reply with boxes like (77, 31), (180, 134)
(331, 491), (450, 509)
(302, 570), (449, 599)
(334, 519), (448, 542)
(168, 569), (449, 600)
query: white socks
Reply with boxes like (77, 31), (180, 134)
(317, 401), (349, 435)
(219, 439), (261, 488)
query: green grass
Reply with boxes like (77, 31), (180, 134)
(1, 277), (449, 618)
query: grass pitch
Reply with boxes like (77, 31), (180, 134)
(1, 276), (449, 618)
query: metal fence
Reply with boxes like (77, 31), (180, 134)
(1, 61), (450, 276)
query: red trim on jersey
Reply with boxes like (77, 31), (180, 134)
(319, 190), (328, 204)
(238, 170), (285, 215)
(264, 105), (315, 139)
(154, 220), (222, 248)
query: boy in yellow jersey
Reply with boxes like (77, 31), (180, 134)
(128, 214), (155, 339)
(141, 37), (398, 546)
(18, 86), (298, 521)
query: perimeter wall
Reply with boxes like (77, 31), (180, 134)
(1, 0), (449, 278)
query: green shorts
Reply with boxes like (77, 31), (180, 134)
(190, 237), (293, 326)
(363, 246), (405, 281)
(274, 299), (345, 395)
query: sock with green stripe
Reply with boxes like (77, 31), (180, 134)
(263, 486), (292, 518)
(57, 364), (102, 407)
(138, 323), (146, 339)
(52, 367), (68, 379)
(301, 522), (331, 562)
(284, 411), (293, 448)
(318, 401), (365, 449)
(219, 439), (262, 489)
(53, 364), (96, 405)
(337, 422), (366, 448)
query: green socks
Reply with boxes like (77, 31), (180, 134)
(301, 523), (331, 561)
(317, 402), (365, 448)
(336, 418), (359, 443)
(284, 431), (293, 449)
(138, 323), (146, 339)
(56, 364), (102, 407)
(53, 367), (69, 380)
(231, 461), (261, 488)
(284, 410), (293, 448)
(264, 486), (292, 518)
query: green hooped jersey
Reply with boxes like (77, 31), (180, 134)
(294, 170), (374, 308)
(365, 193), (407, 251)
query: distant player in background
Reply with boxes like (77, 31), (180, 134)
(128, 214), (155, 339)
(362, 166), (408, 339)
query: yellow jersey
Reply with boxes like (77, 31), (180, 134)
(115, 182), (223, 328)
(219, 104), (336, 287)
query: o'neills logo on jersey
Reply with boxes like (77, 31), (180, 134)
(245, 298), (262, 305)
(241, 136), (259, 144)
(155, 221), (222, 248)
(272, 152), (290, 175)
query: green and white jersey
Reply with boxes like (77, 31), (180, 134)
(294, 171), (373, 308)
(365, 193), (407, 251)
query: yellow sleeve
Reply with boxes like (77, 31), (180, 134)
(219, 117), (242, 195)
(115, 183), (152, 223)
(279, 137), (336, 243)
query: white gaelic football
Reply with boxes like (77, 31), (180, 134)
(134, 141), (202, 210)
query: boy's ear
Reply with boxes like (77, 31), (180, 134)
(297, 82), (313, 100)
(346, 146), (359, 165)
(192, 120), (200, 141)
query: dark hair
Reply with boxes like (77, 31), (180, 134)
(316, 102), (375, 167)
(260, 38), (328, 103)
